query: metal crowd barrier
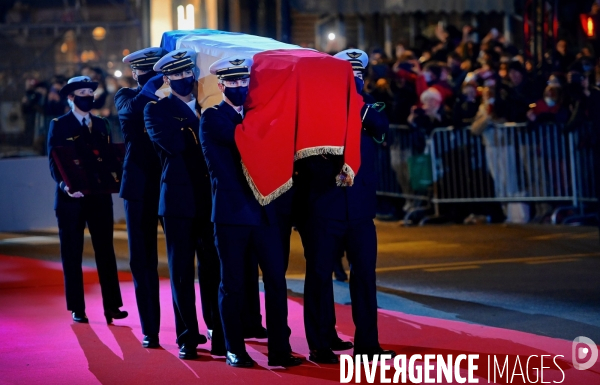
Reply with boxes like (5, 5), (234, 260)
(376, 122), (597, 222)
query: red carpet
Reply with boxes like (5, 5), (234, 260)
(0, 254), (598, 385)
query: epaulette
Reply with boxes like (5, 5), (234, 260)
(149, 101), (157, 104)
(52, 118), (58, 122)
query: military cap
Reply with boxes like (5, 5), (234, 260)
(153, 49), (195, 75)
(123, 47), (167, 70)
(59, 76), (98, 97)
(209, 55), (253, 80)
(333, 49), (369, 71)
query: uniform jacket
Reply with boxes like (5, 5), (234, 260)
(47, 111), (114, 210)
(144, 94), (211, 218)
(294, 93), (388, 221)
(114, 87), (161, 202)
(199, 101), (276, 226)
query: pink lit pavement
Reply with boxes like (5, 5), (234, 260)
(0, 254), (598, 385)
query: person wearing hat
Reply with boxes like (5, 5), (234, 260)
(47, 76), (128, 324)
(116, 47), (166, 348)
(293, 49), (396, 363)
(143, 49), (224, 360)
(199, 56), (301, 368)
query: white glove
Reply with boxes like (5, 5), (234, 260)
(64, 185), (84, 198)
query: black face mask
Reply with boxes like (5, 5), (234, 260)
(354, 77), (364, 94)
(137, 70), (156, 87)
(73, 95), (94, 112)
(169, 75), (195, 96)
(224, 86), (249, 106)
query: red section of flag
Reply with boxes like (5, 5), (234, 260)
(234, 49), (363, 205)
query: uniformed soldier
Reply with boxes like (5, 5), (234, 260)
(294, 49), (396, 363)
(47, 76), (128, 324)
(116, 47), (166, 348)
(199, 56), (302, 368)
(144, 50), (225, 360)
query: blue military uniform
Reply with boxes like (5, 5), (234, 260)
(144, 50), (223, 357)
(48, 79), (124, 319)
(117, 47), (165, 344)
(200, 56), (297, 367)
(294, 49), (392, 360)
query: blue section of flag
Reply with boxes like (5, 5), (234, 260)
(160, 29), (237, 51)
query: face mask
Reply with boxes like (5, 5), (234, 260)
(544, 97), (556, 107)
(73, 95), (94, 112)
(354, 77), (364, 94)
(224, 86), (249, 106)
(169, 75), (195, 96)
(137, 70), (156, 87)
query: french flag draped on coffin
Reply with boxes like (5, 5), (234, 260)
(162, 30), (363, 205)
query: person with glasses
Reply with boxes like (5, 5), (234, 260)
(144, 50), (224, 360)
(116, 47), (166, 348)
(199, 55), (301, 368)
(47, 76), (128, 325)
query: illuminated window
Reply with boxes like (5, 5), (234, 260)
(177, 4), (195, 30)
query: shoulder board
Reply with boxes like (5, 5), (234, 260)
(149, 101), (157, 104)
(52, 118), (58, 122)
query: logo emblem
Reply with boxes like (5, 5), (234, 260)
(172, 51), (187, 59)
(229, 59), (245, 66)
(572, 336), (599, 370)
(144, 50), (157, 57)
(346, 52), (362, 59)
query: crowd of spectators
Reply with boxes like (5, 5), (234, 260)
(360, 23), (600, 224)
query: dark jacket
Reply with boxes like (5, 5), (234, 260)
(115, 87), (161, 202)
(294, 93), (389, 221)
(144, 94), (210, 218)
(199, 101), (276, 226)
(47, 111), (115, 210)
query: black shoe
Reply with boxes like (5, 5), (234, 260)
(331, 337), (353, 351)
(197, 334), (208, 344)
(243, 326), (268, 339)
(268, 354), (303, 367)
(309, 348), (339, 364)
(104, 308), (128, 324)
(226, 351), (254, 367)
(354, 347), (397, 362)
(72, 311), (88, 323)
(179, 344), (198, 360)
(142, 335), (160, 348)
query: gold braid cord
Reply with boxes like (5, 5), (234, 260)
(241, 161), (294, 206)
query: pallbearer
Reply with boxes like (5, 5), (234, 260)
(294, 49), (396, 363)
(117, 47), (166, 348)
(144, 50), (225, 359)
(48, 76), (128, 325)
(199, 56), (301, 368)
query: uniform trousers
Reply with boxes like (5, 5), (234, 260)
(124, 199), (160, 337)
(214, 223), (291, 355)
(56, 194), (122, 312)
(298, 216), (379, 350)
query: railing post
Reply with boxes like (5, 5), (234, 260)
(568, 131), (579, 209)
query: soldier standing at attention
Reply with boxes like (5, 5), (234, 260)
(294, 49), (396, 363)
(47, 76), (128, 324)
(144, 50), (225, 360)
(199, 56), (302, 368)
(116, 47), (166, 349)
